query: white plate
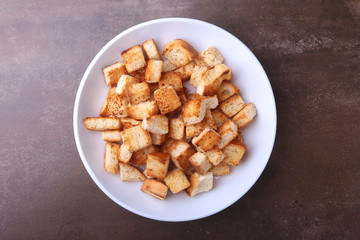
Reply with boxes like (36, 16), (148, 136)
(73, 18), (276, 222)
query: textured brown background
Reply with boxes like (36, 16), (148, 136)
(1, 0), (360, 239)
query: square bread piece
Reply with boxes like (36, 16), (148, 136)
(196, 64), (231, 96)
(145, 60), (163, 83)
(232, 102), (257, 128)
(142, 39), (161, 60)
(174, 61), (196, 81)
(217, 120), (238, 149)
(129, 67), (146, 82)
(222, 142), (246, 166)
(121, 45), (147, 73)
(218, 94), (246, 118)
(104, 142), (121, 174)
(100, 87), (129, 118)
(129, 145), (159, 166)
(117, 143), (132, 163)
(189, 152), (213, 175)
(127, 100), (159, 120)
(141, 178), (168, 200)
(146, 152), (170, 180)
(102, 130), (122, 142)
(186, 172), (213, 197)
(158, 72), (183, 93)
(164, 169), (190, 193)
(192, 128), (221, 152)
(181, 99), (207, 125)
(211, 109), (229, 128)
(127, 82), (151, 105)
(162, 39), (198, 68)
(116, 75), (138, 96)
(204, 147), (225, 166)
(154, 86), (182, 115)
(121, 125), (152, 152)
(188, 94), (219, 110)
(190, 66), (209, 87)
(142, 115), (169, 134)
(150, 133), (167, 146)
(164, 139), (196, 171)
(185, 109), (217, 140)
(209, 161), (230, 175)
(102, 62), (128, 86)
(169, 118), (185, 140)
(84, 117), (122, 131)
(217, 81), (240, 102)
(162, 59), (177, 72)
(200, 46), (224, 68)
(119, 163), (146, 182)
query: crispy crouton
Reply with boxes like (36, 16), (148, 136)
(102, 130), (122, 142)
(169, 118), (185, 140)
(84, 117), (121, 131)
(104, 142), (121, 174)
(200, 46), (224, 68)
(121, 45), (147, 73)
(209, 161), (230, 175)
(211, 109), (229, 128)
(185, 110), (217, 140)
(222, 143), (246, 166)
(129, 67), (146, 82)
(100, 87), (129, 118)
(142, 114), (168, 135)
(164, 139), (195, 171)
(162, 39), (198, 68)
(188, 94), (218, 110)
(117, 143), (132, 163)
(145, 152), (170, 180)
(194, 56), (209, 68)
(181, 99), (207, 125)
(164, 169), (190, 193)
(154, 86), (182, 115)
(102, 62), (128, 86)
(119, 118), (141, 129)
(116, 75), (138, 96)
(162, 59), (177, 72)
(186, 172), (213, 197)
(150, 133), (167, 145)
(190, 66), (208, 87)
(130, 145), (159, 166)
(141, 179), (168, 200)
(174, 61), (196, 81)
(119, 163), (146, 182)
(218, 94), (246, 117)
(217, 120), (238, 149)
(127, 100), (159, 120)
(158, 72), (183, 93)
(192, 128), (221, 152)
(121, 125), (152, 152)
(145, 60), (163, 83)
(189, 152), (213, 175)
(127, 82), (151, 105)
(142, 39), (161, 60)
(196, 64), (231, 96)
(232, 103), (257, 128)
(217, 81), (240, 102)
(204, 147), (225, 166)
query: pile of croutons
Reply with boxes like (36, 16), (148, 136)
(84, 39), (257, 200)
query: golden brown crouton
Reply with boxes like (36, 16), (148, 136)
(209, 161), (230, 175)
(127, 100), (159, 120)
(119, 163), (146, 182)
(164, 169), (190, 193)
(142, 115), (169, 134)
(217, 120), (238, 149)
(162, 59), (177, 72)
(162, 39), (198, 68)
(129, 67), (146, 82)
(169, 118), (185, 140)
(174, 61), (196, 81)
(121, 125), (152, 152)
(102, 62), (128, 86)
(196, 64), (231, 96)
(154, 86), (182, 115)
(100, 86), (129, 118)
(145, 60), (163, 83)
(127, 82), (151, 105)
(190, 66), (208, 87)
(141, 179), (168, 200)
(211, 109), (229, 128)
(102, 130), (122, 142)
(121, 45), (147, 73)
(181, 99), (207, 125)
(84, 117), (121, 131)
(186, 172), (213, 197)
(142, 39), (161, 60)
(185, 110), (217, 140)
(117, 143), (132, 163)
(158, 72), (183, 93)
(129, 145), (159, 166)
(119, 118), (141, 129)
(231, 102), (257, 128)
(204, 147), (225, 166)
(222, 142), (246, 166)
(189, 152), (213, 175)
(145, 152), (170, 180)
(192, 128), (221, 152)
(218, 94), (246, 117)
(163, 139), (196, 171)
(116, 75), (138, 96)
(200, 46), (224, 68)
(104, 142), (121, 174)
(150, 133), (167, 145)
(217, 81), (240, 102)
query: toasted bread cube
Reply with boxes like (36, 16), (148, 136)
(154, 86), (182, 115)
(218, 94), (246, 117)
(209, 161), (230, 175)
(129, 67), (146, 81)
(142, 115), (169, 134)
(145, 153), (170, 180)
(102, 130), (122, 142)
(127, 82), (151, 105)
(186, 110), (217, 140)
(204, 148), (225, 166)
(102, 62), (128, 86)
(196, 64), (231, 96)
(164, 140), (195, 171)
(84, 117), (121, 131)
(211, 109), (229, 128)
(181, 99), (207, 125)
(192, 129), (221, 152)
(141, 179), (168, 200)
(164, 169), (190, 193)
(120, 118), (141, 130)
(169, 118), (185, 140)
(189, 152), (213, 175)
(127, 100), (159, 120)
(142, 39), (161, 60)
(158, 72), (183, 93)
(200, 46), (224, 68)
(130, 145), (159, 166)
(104, 142), (121, 174)
(144, 59), (163, 83)
(116, 75), (138, 96)
(188, 94), (218, 110)
(162, 59), (177, 72)
(150, 133), (167, 146)
(100, 86), (129, 118)
(174, 61), (196, 81)
(162, 39), (198, 68)
(194, 56), (209, 68)
(121, 45), (147, 73)
(122, 125), (152, 152)
(232, 103), (257, 128)
(224, 69), (232, 81)
(190, 66), (208, 87)
(119, 163), (146, 182)
(186, 172), (213, 197)
(223, 143), (246, 166)
(117, 143), (132, 163)
(217, 120), (238, 149)
(217, 81), (240, 102)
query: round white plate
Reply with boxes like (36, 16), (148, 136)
(73, 18), (277, 222)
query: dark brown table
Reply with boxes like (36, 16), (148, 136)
(1, 1), (359, 239)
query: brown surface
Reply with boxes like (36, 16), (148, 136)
(1, 0), (359, 239)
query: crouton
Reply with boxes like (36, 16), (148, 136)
(194, 56), (209, 68)
(116, 75), (138, 96)
(232, 103), (257, 128)
(188, 94), (219, 110)
(84, 117), (121, 131)
(218, 94), (246, 117)
(217, 81), (240, 102)
(102, 62), (128, 86)
(121, 45), (147, 73)
(120, 118), (141, 129)
(217, 120), (238, 149)
(200, 46), (224, 68)
(102, 130), (122, 142)
(117, 143), (132, 163)
(174, 61), (196, 81)
(119, 163), (146, 182)
(169, 118), (185, 140)
(196, 64), (231, 96)
(204, 147), (225, 166)
(127, 100), (159, 120)
(158, 72), (183, 93)
(142, 39), (161, 60)
(209, 161), (230, 175)
(145, 60), (163, 83)
(129, 67), (146, 82)
(162, 39), (198, 68)
(150, 132), (167, 145)
(145, 152), (170, 180)
(190, 66), (208, 87)
(141, 179), (168, 200)
(100, 87), (129, 118)
(121, 125), (152, 152)
(178, 89), (188, 105)
(211, 109), (229, 128)
(104, 142), (121, 174)
(164, 169), (190, 193)
(154, 86), (182, 115)
(127, 82), (151, 105)
(222, 143), (246, 166)
(185, 110), (217, 140)
(130, 145), (159, 166)
(162, 59), (177, 72)
(224, 69), (232, 81)
(189, 152), (213, 175)
(186, 172), (213, 197)
(181, 99), (207, 125)
(192, 128), (221, 152)
(164, 140), (195, 171)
